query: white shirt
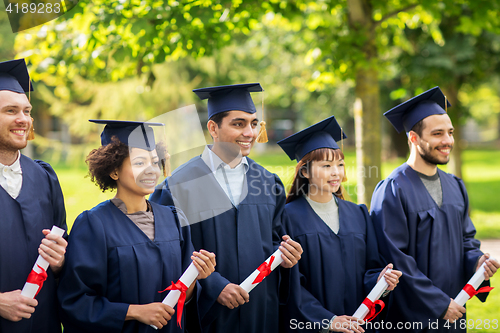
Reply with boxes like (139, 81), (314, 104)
(305, 195), (340, 234)
(201, 145), (249, 207)
(0, 152), (23, 199)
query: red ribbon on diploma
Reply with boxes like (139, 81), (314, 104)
(159, 280), (189, 328)
(26, 264), (47, 297)
(252, 256), (275, 285)
(462, 284), (494, 299)
(362, 298), (385, 322)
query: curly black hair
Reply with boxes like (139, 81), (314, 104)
(85, 139), (130, 192)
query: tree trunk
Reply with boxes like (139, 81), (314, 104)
(444, 85), (463, 179)
(348, 0), (382, 207)
(354, 68), (381, 206)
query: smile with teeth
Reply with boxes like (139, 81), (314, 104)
(237, 141), (252, 147)
(437, 147), (451, 154)
(11, 129), (26, 135)
(139, 179), (157, 186)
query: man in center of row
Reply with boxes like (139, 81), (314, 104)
(150, 83), (303, 333)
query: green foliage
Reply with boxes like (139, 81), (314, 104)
(0, 5), (16, 60)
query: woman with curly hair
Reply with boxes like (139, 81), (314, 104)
(277, 116), (401, 333)
(58, 120), (216, 333)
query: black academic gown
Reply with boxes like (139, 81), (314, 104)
(57, 201), (199, 333)
(0, 156), (66, 333)
(370, 163), (485, 332)
(150, 156), (287, 333)
(281, 196), (384, 333)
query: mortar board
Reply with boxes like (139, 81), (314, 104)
(0, 58), (33, 94)
(277, 115), (346, 161)
(384, 87), (451, 133)
(89, 120), (164, 151)
(193, 83), (263, 119)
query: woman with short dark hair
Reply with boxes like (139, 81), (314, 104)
(58, 120), (216, 333)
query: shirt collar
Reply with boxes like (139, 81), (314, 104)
(201, 145), (249, 174)
(0, 151), (22, 174)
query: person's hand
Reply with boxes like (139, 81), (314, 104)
(330, 315), (365, 333)
(192, 250), (216, 280)
(377, 263), (402, 291)
(279, 235), (303, 268)
(0, 290), (38, 322)
(443, 299), (465, 323)
(476, 253), (499, 281)
(39, 229), (67, 275)
(217, 283), (249, 309)
(126, 303), (175, 329)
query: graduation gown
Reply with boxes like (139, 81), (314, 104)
(0, 156), (66, 333)
(150, 156), (287, 333)
(57, 200), (198, 333)
(370, 163), (485, 332)
(281, 196), (384, 333)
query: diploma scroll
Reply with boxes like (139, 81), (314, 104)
(151, 262), (199, 330)
(454, 257), (497, 306)
(21, 226), (65, 298)
(352, 268), (391, 321)
(240, 247), (284, 293)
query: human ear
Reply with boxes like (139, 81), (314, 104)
(300, 166), (310, 179)
(207, 120), (218, 139)
(408, 131), (418, 145)
(110, 169), (119, 181)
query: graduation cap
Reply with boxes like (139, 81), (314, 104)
(384, 87), (451, 134)
(193, 83), (269, 143)
(193, 83), (263, 118)
(89, 120), (164, 151)
(277, 115), (347, 161)
(0, 58), (33, 94)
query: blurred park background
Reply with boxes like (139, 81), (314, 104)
(1, 1), (500, 330)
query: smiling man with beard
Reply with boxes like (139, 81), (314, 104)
(370, 87), (499, 332)
(0, 59), (67, 333)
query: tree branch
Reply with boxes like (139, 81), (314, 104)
(374, 3), (419, 28)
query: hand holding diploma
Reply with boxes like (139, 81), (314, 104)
(38, 227), (68, 275)
(377, 264), (402, 291)
(240, 236), (301, 294)
(145, 249), (215, 329)
(476, 253), (499, 281)
(0, 290), (38, 322)
(21, 226), (66, 299)
(353, 264), (402, 322)
(279, 235), (303, 268)
(453, 255), (498, 307)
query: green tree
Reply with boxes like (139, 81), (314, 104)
(15, 0), (500, 204)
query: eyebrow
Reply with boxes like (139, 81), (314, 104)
(132, 155), (159, 160)
(1, 105), (31, 110)
(430, 127), (454, 133)
(230, 117), (259, 123)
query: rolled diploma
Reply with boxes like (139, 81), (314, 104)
(454, 257), (497, 306)
(240, 248), (284, 293)
(352, 268), (391, 320)
(21, 225), (66, 298)
(151, 262), (199, 329)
